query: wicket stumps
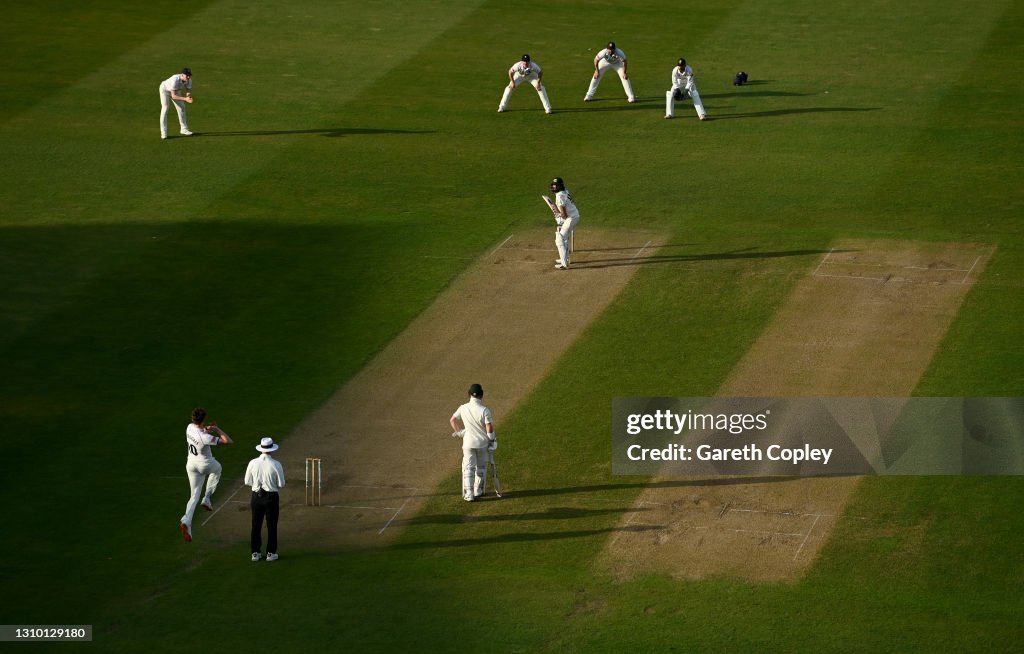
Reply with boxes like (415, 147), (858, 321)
(305, 457), (322, 506)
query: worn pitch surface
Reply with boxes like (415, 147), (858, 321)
(602, 239), (993, 581)
(201, 227), (664, 548)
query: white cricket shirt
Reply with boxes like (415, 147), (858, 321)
(453, 397), (494, 449)
(244, 454), (286, 492)
(185, 423), (218, 461)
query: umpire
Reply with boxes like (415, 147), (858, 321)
(244, 437), (287, 561)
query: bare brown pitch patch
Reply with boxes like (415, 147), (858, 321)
(602, 239), (993, 582)
(201, 227), (664, 549)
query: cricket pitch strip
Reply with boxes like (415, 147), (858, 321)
(202, 227), (665, 549)
(602, 239), (994, 581)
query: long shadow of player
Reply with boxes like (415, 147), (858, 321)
(189, 127), (435, 137)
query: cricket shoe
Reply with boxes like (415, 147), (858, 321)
(266, 553), (279, 562)
(180, 129), (194, 136)
(251, 552), (262, 561)
(180, 522), (192, 543)
(555, 263), (568, 270)
(201, 499), (213, 511)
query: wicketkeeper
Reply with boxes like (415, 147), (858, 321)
(665, 58), (707, 121)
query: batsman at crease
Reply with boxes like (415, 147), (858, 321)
(450, 383), (497, 501)
(549, 177), (580, 270)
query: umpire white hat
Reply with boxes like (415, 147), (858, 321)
(256, 437), (279, 452)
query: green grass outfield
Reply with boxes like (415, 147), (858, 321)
(1, 0), (1022, 651)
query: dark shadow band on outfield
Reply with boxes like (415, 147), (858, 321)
(400, 505), (651, 528)
(504, 476), (797, 500)
(389, 525), (662, 550)
(702, 90), (816, 99)
(554, 97), (659, 113)
(190, 127), (435, 137)
(708, 107), (881, 120)
(573, 248), (851, 269)
(576, 243), (698, 253)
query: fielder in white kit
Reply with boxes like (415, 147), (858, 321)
(159, 67), (194, 139)
(498, 54), (553, 114)
(180, 407), (233, 542)
(551, 177), (579, 270)
(584, 42), (635, 103)
(665, 58), (707, 120)
(450, 383), (496, 501)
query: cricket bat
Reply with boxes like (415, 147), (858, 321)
(488, 451), (503, 497)
(541, 194), (560, 222)
(542, 195), (573, 253)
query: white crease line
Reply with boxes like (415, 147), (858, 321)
(812, 247), (835, 276)
(219, 500), (403, 510)
(822, 261), (969, 271)
(487, 234), (514, 260)
(200, 484), (246, 527)
(379, 496), (413, 535)
(335, 484), (427, 491)
(793, 514), (822, 561)
(813, 272), (891, 282)
(630, 240), (654, 261)
(824, 261), (970, 272)
(903, 265), (970, 272)
(726, 508), (834, 518)
(814, 271), (970, 285)
(729, 528), (806, 538)
(960, 255), (982, 285)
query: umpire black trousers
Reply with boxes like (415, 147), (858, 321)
(250, 489), (280, 554)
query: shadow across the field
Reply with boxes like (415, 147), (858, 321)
(389, 524), (662, 550)
(401, 505), (650, 528)
(702, 89), (816, 99)
(708, 107), (881, 120)
(555, 96), (660, 113)
(192, 127), (435, 137)
(505, 476), (794, 499)
(573, 247), (851, 269)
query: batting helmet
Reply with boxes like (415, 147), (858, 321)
(522, 54), (531, 62)
(550, 177), (565, 193)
